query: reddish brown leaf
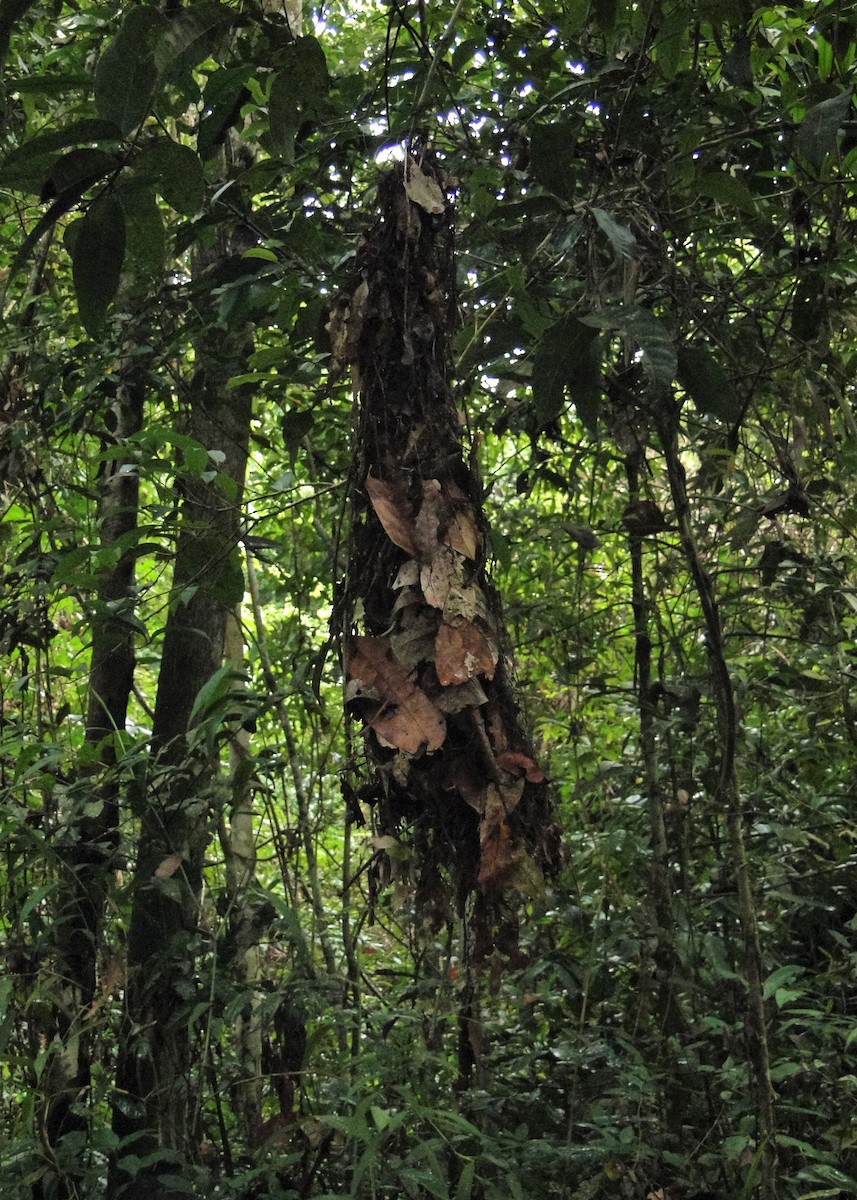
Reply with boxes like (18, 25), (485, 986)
(495, 750), (547, 784)
(478, 782), (536, 892)
(365, 474), (419, 557)
(346, 635), (446, 753)
(435, 617), (498, 686)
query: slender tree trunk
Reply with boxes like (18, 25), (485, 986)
(659, 411), (777, 1200)
(110, 240), (252, 1194)
(41, 334), (145, 1198)
(220, 608), (263, 1146)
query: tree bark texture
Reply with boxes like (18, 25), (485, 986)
(334, 156), (560, 938)
(111, 238), (252, 1191)
(42, 340), (145, 1197)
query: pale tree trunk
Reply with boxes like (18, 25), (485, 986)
(220, 609), (263, 1145)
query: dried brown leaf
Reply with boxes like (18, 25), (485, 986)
(495, 750), (547, 784)
(365, 474), (419, 557)
(420, 544), (464, 609)
(442, 506), (480, 559)
(444, 582), (489, 623)
(414, 478), (442, 558)
(435, 617), (498, 685)
(346, 635), (446, 754)
(404, 156), (446, 214)
(393, 560), (420, 589)
(390, 609), (439, 671)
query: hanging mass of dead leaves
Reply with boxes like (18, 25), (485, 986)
(334, 153), (560, 918)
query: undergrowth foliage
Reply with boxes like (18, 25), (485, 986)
(2, 2), (857, 1199)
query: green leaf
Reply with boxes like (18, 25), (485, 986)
(134, 138), (204, 216)
(584, 305), (676, 388)
(591, 206), (637, 260)
(197, 65), (252, 161)
(47, 147), (120, 195)
(268, 37), (329, 159)
(20, 882), (54, 924)
(456, 1160), (475, 1200)
(652, 6), (687, 80)
(762, 964), (805, 1002)
(117, 180), (166, 279)
(1, 119), (122, 174)
(71, 195), (127, 335)
(281, 408), (315, 451)
(677, 344), (741, 422)
(189, 664), (246, 724)
(795, 90), (853, 168)
(532, 315), (601, 435)
(529, 121), (579, 200)
(722, 35), (753, 88)
(696, 171), (758, 215)
(154, 1), (235, 80)
(95, 7), (165, 134)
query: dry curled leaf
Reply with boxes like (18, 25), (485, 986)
(346, 635), (446, 753)
(404, 156), (446, 214)
(495, 750), (546, 784)
(435, 617), (498, 685)
(365, 473), (419, 557)
(420, 544), (466, 609)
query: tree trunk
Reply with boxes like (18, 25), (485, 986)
(110, 241), (252, 1193)
(335, 154), (560, 945)
(40, 331), (145, 1198)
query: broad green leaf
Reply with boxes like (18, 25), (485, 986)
(134, 138), (204, 216)
(71, 195), (127, 335)
(1, 118), (121, 171)
(95, 8), (165, 134)
(591, 206), (637, 260)
(282, 408), (315, 452)
(532, 315), (601, 434)
(117, 180), (166, 279)
(584, 305), (676, 388)
(677, 344), (741, 422)
(697, 171), (758, 216)
(197, 65), (253, 161)
(154, 1), (234, 80)
(652, 6), (687, 80)
(722, 35), (753, 88)
(268, 37), (329, 159)
(268, 70), (299, 163)
(530, 121), (578, 200)
(47, 147), (120, 195)
(795, 90), (853, 168)
(189, 664), (246, 724)
(762, 964), (805, 1001)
